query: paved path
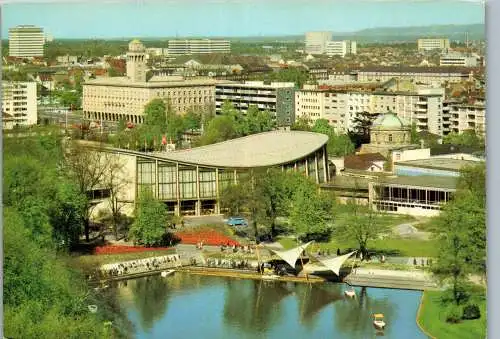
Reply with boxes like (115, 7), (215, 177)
(393, 221), (431, 240)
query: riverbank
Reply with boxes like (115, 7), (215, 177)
(417, 289), (487, 339)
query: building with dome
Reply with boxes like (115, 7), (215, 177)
(359, 111), (413, 156)
(83, 39), (227, 124)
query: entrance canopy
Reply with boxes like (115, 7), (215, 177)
(316, 251), (357, 276)
(266, 241), (313, 269)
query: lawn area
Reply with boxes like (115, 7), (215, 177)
(278, 237), (439, 257)
(418, 290), (487, 339)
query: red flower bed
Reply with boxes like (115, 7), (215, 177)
(94, 245), (174, 255)
(175, 229), (240, 247)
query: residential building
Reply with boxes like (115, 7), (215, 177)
(168, 39), (231, 55)
(215, 81), (296, 126)
(305, 31), (332, 55)
(83, 40), (221, 123)
(1, 81), (38, 128)
(325, 40), (357, 57)
(417, 38), (450, 52)
(371, 88), (445, 136)
(440, 53), (478, 67)
(448, 100), (485, 137)
(8, 25), (45, 58)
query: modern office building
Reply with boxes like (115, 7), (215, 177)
(325, 40), (357, 57)
(215, 81), (296, 126)
(1, 81), (37, 128)
(417, 38), (450, 52)
(83, 40), (223, 123)
(305, 31), (333, 55)
(85, 130), (329, 216)
(440, 53), (478, 67)
(8, 25), (45, 58)
(168, 39), (231, 55)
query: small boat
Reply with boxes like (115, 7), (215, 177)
(373, 314), (386, 330)
(344, 288), (356, 298)
(88, 305), (98, 313)
(161, 270), (175, 277)
(261, 274), (280, 280)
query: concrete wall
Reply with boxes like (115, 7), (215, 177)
(392, 148), (431, 164)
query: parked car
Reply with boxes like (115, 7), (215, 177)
(226, 217), (248, 227)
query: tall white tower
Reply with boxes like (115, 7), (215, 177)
(126, 39), (147, 82)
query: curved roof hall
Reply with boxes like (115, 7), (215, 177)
(150, 130), (328, 168)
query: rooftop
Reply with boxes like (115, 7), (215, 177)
(148, 130), (328, 168)
(376, 175), (458, 190)
(394, 158), (478, 171)
(372, 112), (410, 129)
(84, 76), (226, 88)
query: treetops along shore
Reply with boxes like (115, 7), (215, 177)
(3, 132), (133, 338)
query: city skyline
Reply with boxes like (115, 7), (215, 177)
(2, 0), (485, 39)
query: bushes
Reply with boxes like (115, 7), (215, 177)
(463, 304), (481, 320)
(445, 305), (462, 323)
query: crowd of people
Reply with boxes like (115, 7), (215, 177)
(99, 254), (181, 278)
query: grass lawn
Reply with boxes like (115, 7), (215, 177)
(69, 248), (177, 267)
(278, 237), (439, 257)
(418, 290), (487, 339)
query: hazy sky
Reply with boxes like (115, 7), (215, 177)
(2, 0), (485, 39)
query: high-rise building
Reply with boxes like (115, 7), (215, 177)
(325, 40), (357, 57)
(215, 81), (296, 126)
(417, 38), (450, 52)
(168, 39), (231, 55)
(305, 32), (332, 55)
(2, 81), (38, 128)
(8, 25), (45, 58)
(440, 53), (478, 67)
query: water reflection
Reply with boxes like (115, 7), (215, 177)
(223, 279), (292, 333)
(114, 273), (426, 339)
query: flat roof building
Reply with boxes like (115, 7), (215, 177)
(2, 81), (37, 128)
(325, 40), (357, 57)
(305, 32), (332, 55)
(417, 38), (450, 52)
(215, 81), (296, 127)
(8, 25), (45, 58)
(394, 158), (479, 177)
(168, 39), (231, 55)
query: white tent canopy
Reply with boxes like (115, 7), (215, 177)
(316, 251), (357, 276)
(266, 241), (314, 269)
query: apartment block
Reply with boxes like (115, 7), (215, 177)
(325, 40), (357, 57)
(168, 39), (231, 55)
(448, 100), (485, 137)
(417, 38), (450, 52)
(371, 88), (445, 136)
(2, 81), (38, 128)
(8, 25), (45, 58)
(215, 81), (296, 126)
(305, 31), (332, 55)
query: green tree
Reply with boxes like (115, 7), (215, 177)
(143, 98), (167, 128)
(332, 197), (390, 258)
(291, 116), (312, 131)
(410, 122), (419, 144)
(311, 118), (355, 157)
(197, 115), (239, 145)
(443, 130), (484, 149)
(289, 181), (334, 242)
(183, 109), (202, 132)
(128, 188), (172, 247)
(432, 163), (486, 305)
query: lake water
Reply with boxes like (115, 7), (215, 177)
(114, 273), (428, 339)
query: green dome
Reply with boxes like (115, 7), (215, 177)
(372, 112), (409, 129)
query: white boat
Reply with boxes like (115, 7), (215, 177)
(344, 288), (356, 298)
(88, 305), (98, 313)
(373, 314), (386, 330)
(161, 269), (175, 277)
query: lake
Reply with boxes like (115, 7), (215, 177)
(114, 273), (428, 339)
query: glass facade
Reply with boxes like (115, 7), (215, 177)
(135, 144), (328, 215)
